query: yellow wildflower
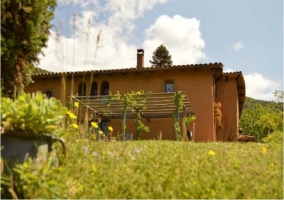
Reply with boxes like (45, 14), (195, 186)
(261, 146), (267, 154)
(98, 130), (103, 135)
(108, 126), (113, 132)
(91, 122), (98, 129)
(92, 164), (97, 172)
(74, 102), (79, 108)
(72, 123), (79, 129)
(208, 150), (216, 156)
(269, 163), (275, 170)
(66, 111), (77, 119)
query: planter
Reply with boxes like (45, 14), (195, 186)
(1, 131), (66, 172)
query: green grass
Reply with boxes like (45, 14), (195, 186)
(2, 134), (283, 199)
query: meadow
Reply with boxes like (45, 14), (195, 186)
(3, 131), (282, 199)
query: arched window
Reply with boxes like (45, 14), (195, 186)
(78, 82), (86, 96)
(90, 82), (98, 96)
(101, 81), (109, 95)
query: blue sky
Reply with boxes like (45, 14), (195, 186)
(39, 0), (283, 101)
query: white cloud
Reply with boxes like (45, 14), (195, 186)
(38, 0), (170, 72)
(234, 42), (243, 51)
(244, 72), (281, 101)
(224, 68), (234, 73)
(227, 42), (244, 52)
(143, 15), (206, 66)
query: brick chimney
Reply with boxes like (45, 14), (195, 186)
(137, 49), (144, 69)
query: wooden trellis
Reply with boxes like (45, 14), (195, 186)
(71, 92), (195, 140)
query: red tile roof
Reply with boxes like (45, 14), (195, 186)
(32, 62), (224, 76)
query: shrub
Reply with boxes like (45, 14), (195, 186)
(262, 130), (283, 149)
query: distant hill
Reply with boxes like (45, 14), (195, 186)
(32, 67), (50, 74)
(244, 96), (283, 112)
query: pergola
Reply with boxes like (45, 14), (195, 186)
(72, 92), (195, 140)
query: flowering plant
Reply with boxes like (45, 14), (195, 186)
(0, 91), (67, 135)
(108, 126), (113, 137)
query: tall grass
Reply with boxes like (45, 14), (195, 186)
(3, 136), (282, 199)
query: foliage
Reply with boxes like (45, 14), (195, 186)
(262, 130), (283, 149)
(240, 92), (283, 142)
(1, 0), (56, 97)
(107, 91), (150, 140)
(149, 44), (173, 67)
(31, 67), (50, 74)
(272, 90), (284, 102)
(0, 91), (67, 134)
(183, 115), (196, 127)
(173, 92), (184, 140)
(244, 96), (283, 112)
(2, 140), (282, 199)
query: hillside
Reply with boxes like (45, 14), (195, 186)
(244, 96), (283, 112)
(32, 67), (50, 74)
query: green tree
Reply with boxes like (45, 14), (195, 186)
(1, 0), (56, 97)
(149, 44), (173, 67)
(272, 90), (284, 102)
(240, 101), (283, 142)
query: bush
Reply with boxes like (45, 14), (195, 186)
(262, 130), (283, 149)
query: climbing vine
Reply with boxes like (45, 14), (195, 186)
(107, 91), (150, 140)
(173, 92), (185, 140)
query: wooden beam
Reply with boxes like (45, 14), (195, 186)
(215, 75), (223, 82)
(134, 106), (150, 122)
(235, 74), (241, 81)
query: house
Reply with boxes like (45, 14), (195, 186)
(24, 49), (246, 142)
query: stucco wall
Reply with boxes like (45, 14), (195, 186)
(216, 77), (239, 141)
(25, 67), (216, 141)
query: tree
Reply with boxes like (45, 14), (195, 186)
(149, 44), (173, 67)
(240, 102), (283, 142)
(1, 0), (56, 97)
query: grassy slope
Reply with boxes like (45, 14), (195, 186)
(11, 137), (283, 199)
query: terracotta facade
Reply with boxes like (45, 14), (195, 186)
(24, 50), (245, 142)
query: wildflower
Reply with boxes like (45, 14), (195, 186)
(261, 146), (267, 154)
(91, 133), (96, 140)
(108, 126), (113, 132)
(66, 111), (77, 119)
(83, 146), (89, 154)
(98, 130), (103, 135)
(91, 122), (98, 129)
(134, 149), (140, 154)
(208, 150), (216, 156)
(72, 123), (79, 129)
(269, 163), (275, 170)
(74, 102), (79, 108)
(92, 151), (99, 157)
(92, 164), (96, 172)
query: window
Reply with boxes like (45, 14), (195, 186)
(100, 121), (108, 136)
(78, 82), (86, 96)
(90, 82), (98, 96)
(165, 82), (174, 92)
(101, 81), (109, 95)
(45, 90), (53, 98)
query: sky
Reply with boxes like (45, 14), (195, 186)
(38, 0), (283, 101)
